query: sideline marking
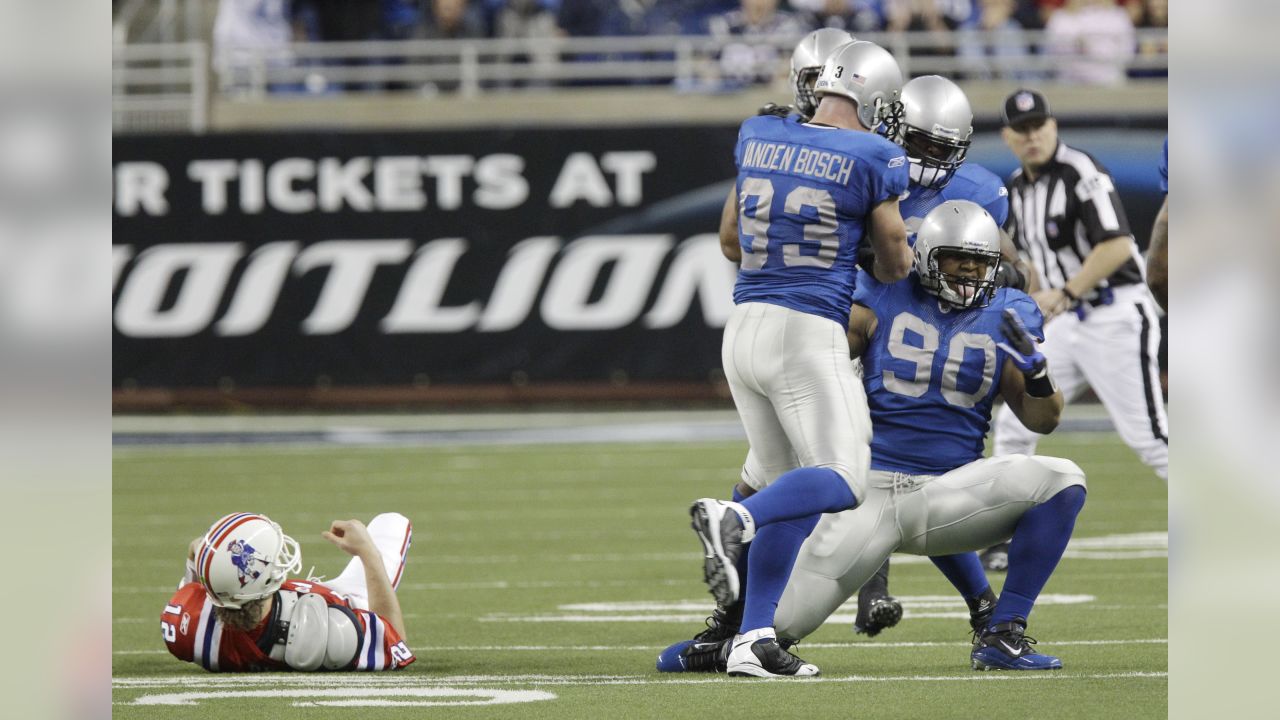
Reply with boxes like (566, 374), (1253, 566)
(130, 687), (556, 707)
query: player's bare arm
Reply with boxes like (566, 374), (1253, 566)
(996, 308), (1063, 434)
(846, 303), (878, 359)
(1034, 235), (1133, 320)
(719, 187), (741, 263)
(323, 519), (408, 640)
(1146, 196), (1168, 311)
(867, 198), (911, 282)
(999, 357), (1063, 434)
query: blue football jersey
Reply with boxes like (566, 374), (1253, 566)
(1158, 136), (1168, 193)
(853, 270), (1044, 475)
(899, 162), (1009, 235)
(732, 114), (909, 328)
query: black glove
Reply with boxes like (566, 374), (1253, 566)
(856, 245), (877, 275)
(993, 261), (1026, 291)
(758, 102), (793, 118)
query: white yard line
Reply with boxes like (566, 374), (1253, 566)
(113, 670), (1167, 689)
(114, 638), (1168, 656)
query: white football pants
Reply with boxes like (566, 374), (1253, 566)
(774, 454), (1086, 641)
(992, 284), (1168, 480)
(325, 513), (414, 611)
(722, 302), (872, 501)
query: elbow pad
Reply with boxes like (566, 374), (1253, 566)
(284, 593), (363, 671)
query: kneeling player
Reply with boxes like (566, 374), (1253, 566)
(162, 512), (415, 672)
(660, 201), (1085, 674)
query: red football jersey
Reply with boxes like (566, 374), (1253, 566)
(161, 579), (415, 672)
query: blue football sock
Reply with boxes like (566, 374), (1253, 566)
(739, 467), (856, 529)
(929, 552), (990, 600)
(992, 486), (1087, 626)
(731, 485), (751, 602)
(739, 515), (820, 634)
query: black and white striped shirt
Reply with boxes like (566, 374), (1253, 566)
(1005, 142), (1143, 293)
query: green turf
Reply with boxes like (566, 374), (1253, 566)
(112, 432), (1167, 718)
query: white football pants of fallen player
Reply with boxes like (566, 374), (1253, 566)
(323, 512), (413, 611)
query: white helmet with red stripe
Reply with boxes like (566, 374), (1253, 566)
(195, 512), (302, 609)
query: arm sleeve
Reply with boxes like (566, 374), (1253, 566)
(852, 267), (885, 306)
(350, 609), (416, 671)
(984, 185), (1010, 228)
(1073, 164), (1132, 245)
(161, 584), (207, 664)
(1159, 137), (1168, 193)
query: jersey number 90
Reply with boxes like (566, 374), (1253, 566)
(739, 178), (840, 271)
(882, 312), (996, 408)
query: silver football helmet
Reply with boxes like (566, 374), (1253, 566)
(892, 75), (974, 190)
(813, 41), (905, 131)
(790, 28), (857, 118)
(914, 200), (1002, 309)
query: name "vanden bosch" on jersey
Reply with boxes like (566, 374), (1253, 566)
(740, 139), (856, 186)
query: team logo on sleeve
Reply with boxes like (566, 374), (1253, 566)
(888, 156), (905, 168)
(229, 539), (266, 587)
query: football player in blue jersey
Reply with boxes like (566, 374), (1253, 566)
(1146, 136), (1168, 311)
(850, 74), (1037, 638)
(662, 200), (1085, 673)
(687, 40), (911, 678)
(720, 28), (858, 261)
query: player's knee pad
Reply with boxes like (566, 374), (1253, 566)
(1023, 455), (1087, 501)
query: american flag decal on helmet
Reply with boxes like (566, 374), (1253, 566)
(849, 72), (866, 87)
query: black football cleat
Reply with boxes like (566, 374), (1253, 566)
(971, 619), (1063, 671)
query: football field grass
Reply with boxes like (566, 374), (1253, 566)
(112, 428), (1167, 719)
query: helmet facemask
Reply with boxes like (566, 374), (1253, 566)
(919, 247), (1000, 309)
(793, 65), (822, 117)
(900, 125), (970, 190)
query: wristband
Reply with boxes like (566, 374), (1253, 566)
(1024, 368), (1057, 398)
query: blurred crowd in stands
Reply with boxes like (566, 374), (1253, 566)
(203, 0), (1166, 92)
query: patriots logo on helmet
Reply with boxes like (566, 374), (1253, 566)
(228, 539), (265, 587)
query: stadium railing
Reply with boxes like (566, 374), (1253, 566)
(112, 29), (1168, 133)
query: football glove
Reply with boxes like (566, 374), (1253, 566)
(757, 102), (793, 118)
(993, 261), (1027, 291)
(856, 245), (877, 275)
(996, 308), (1046, 376)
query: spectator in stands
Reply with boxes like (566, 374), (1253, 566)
(788, 1), (891, 33)
(956, 0), (1041, 81)
(212, 0), (302, 94)
(1043, 0), (1135, 86)
(423, 0), (488, 39)
(707, 0), (807, 89)
(382, 1), (427, 40)
(489, 1), (561, 87)
(1130, 0), (1167, 78)
(556, 0), (690, 37)
(884, 1), (964, 74)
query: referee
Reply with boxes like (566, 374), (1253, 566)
(993, 90), (1167, 500)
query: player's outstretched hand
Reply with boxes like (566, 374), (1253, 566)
(996, 309), (1046, 376)
(322, 519), (377, 558)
